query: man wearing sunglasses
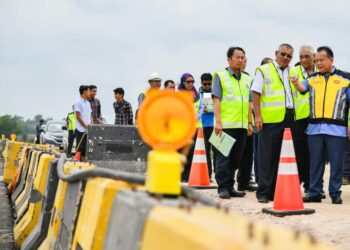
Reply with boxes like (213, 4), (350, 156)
(199, 73), (215, 181)
(252, 43), (303, 203)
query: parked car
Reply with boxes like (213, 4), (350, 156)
(39, 121), (67, 149)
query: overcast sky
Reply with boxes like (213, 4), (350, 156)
(0, 0), (348, 123)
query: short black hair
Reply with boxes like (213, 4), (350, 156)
(79, 85), (89, 95)
(89, 85), (97, 90)
(113, 87), (124, 97)
(317, 46), (334, 58)
(227, 46), (245, 58)
(164, 80), (175, 88)
(201, 73), (212, 82)
(260, 57), (273, 65)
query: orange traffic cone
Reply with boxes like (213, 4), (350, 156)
(262, 128), (315, 216)
(74, 151), (81, 161)
(188, 128), (215, 189)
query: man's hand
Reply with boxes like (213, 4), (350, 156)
(247, 123), (253, 136)
(255, 114), (263, 131)
(289, 76), (299, 85)
(348, 127), (350, 139)
(215, 121), (222, 136)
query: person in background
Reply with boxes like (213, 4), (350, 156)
(199, 73), (215, 180)
(291, 45), (317, 195)
(89, 85), (103, 124)
(212, 46), (252, 199)
(178, 73), (203, 182)
(291, 46), (350, 204)
(237, 57), (257, 192)
(35, 119), (45, 144)
(252, 44), (297, 203)
(164, 80), (176, 90)
(113, 87), (134, 125)
(66, 106), (76, 157)
(74, 85), (92, 161)
(138, 73), (162, 107)
(252, 57), (273, 184)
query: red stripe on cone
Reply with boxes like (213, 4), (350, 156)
(279, 157), (297, 163)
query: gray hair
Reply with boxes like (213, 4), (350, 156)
(299, 45), (314, 54)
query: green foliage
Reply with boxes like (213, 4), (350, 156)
(0, 114), (42, 142)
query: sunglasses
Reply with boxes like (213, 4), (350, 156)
(280, 52), (292, 59)
(202, 83), (211, 86)
(185, 80), (195, 84)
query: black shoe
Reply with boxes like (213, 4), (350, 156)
(331, 196), (342, 204)
(303, 195), (322, 203)
(257, 197), (269, 203)
(238, 184), (258, 192)
(218, 190), (230, 199)
(228, 189), (246, 197)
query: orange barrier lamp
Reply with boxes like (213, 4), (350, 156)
(137, 90), (196, 195)
(262, 128), (315, 216)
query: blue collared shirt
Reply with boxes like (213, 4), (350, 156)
(301, 67), (350, 137)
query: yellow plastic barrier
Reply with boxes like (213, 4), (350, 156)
(71, 178), (136, 250)
(38, 161), (95, 250)
(14, 154), (54, 247)
(141, 207), (333, 250)
(3, 141), (23, 183)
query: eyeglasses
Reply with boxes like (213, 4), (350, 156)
(202, 83), (211, 86)
(280, 52), (292, 59)
(185, 80), (195, 84)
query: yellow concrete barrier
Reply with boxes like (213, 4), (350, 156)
(71, 178), (136, 250)
(3, 141), (23, 183)
(13, 154), (54, 247)
(141, 207), (333, 250)
(38, 161), (94, 250)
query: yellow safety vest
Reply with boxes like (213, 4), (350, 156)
(213, 69), (251, 129)
(257, 63), (298, 123)
(291, 65), (310, 120)
(194, 99), (202, 128)
(67, 113), (76, 131)
(308, 70), (350, 126)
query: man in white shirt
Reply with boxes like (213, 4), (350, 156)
(251, 43), (297, 203)
(74, 85), (92, 161)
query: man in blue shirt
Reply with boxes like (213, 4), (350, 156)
(199, 73), (215, 180)
(290, 46), (350, 204)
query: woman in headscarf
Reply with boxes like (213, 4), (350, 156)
(178, 73), (203, 182)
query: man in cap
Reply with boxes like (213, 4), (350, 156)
(138, 73), (162, 107)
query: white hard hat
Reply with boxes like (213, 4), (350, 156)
(148, 73), (161, 81)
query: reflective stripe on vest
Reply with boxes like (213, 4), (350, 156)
(292, 65), (310, 120)
(308, 72), (350, 125)
(258, 63), (286, 123)
(214, 69), (251, 129)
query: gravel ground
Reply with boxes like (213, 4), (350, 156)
(0, 160), (15, 250)
(199, 166), (350, 250)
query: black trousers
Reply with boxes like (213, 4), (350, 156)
(256, 110), (309, 200)
(215, 128), (247, 192)
(203, 126), (216, 179)
(182, 131), (197, 182)
(253, 132), (259, 183)
(343, 140), (350, 177)
(67, 130), (75, 156)
(237, 134), (253, 188)
(75, 129), (87, 157)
